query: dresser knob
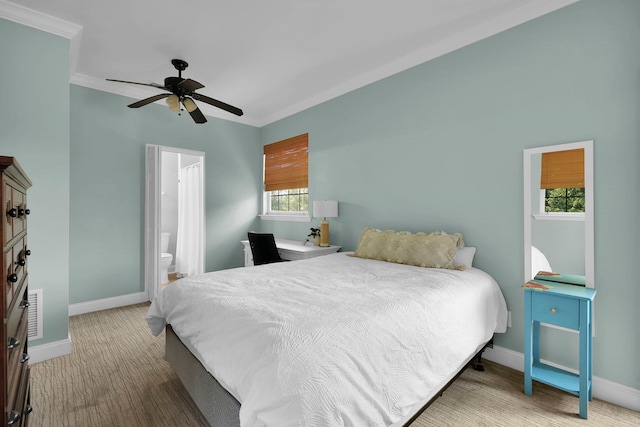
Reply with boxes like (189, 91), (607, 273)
(24, 404), (33, 415)
(7, 208), (17, 218)
(8, 336), (20, 349)
(18, 208), (25, 216)
(8, 273), (18, 283)
(25, 249), (31, 256)
(20, 353), (29, 363)
(17, 258), (26, 266)
(7, 410), (20, 425)
(19, 300), (30, 309)
(25, 208), (30, 215)
(550, 308), (557, 314)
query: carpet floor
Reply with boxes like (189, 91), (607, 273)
(29, 303), (639, 426)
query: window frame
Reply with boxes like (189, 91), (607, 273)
(260, 134), (311, 222)
(260, 188), (311, 222)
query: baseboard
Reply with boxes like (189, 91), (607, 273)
(29, 335), (72, 364)
(483, 345), (640, 412)
(68, 292), (149, 316)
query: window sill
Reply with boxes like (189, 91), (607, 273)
(533, 213), (585, 222)
(259, 214), (311, 223)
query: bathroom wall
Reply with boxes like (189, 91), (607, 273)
(161, 151), (179, 264)
(161, 151), (203, 266)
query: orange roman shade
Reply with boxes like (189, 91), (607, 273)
(540, 148), (584, 189)
(263, 133), (308, 191)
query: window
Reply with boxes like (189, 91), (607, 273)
(262, 133), (309, 220)
(538, 148), (585, 218)
(544, 187), (585, 213)
(268, 188), (309, 212)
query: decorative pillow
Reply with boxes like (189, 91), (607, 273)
(349, 228), (464, 270)
(453, 246), (476, 270)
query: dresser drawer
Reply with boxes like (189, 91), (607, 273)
(3, 180), (27, 247)
(7, 364), (30, 427)
(6, 239), (27, 306)
(6, 308), (29, 404)
(531, 292), (579, 329)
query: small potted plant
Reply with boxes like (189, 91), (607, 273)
(307, 227), (321, 246)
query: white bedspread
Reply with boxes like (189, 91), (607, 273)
(146, 253), (507, 427)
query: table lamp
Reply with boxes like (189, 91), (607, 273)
(313, 200), (338, 247)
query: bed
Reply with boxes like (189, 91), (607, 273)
(146, 230), (508, 427)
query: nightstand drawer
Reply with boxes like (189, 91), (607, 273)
(531, 292), (579, 329)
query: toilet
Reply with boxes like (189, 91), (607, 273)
(160, 232), (173, 284)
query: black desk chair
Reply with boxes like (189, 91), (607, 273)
(247, 232), (286, 265)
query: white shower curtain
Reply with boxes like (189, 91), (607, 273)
(175, 163), (203, 277)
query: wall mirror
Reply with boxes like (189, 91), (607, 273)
(524, 140), (594, 288)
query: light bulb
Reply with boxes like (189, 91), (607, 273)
(183, 97), (197, 113)
(166, 94), (180, 112)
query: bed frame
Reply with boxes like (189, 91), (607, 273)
(165, 325), (492, 427)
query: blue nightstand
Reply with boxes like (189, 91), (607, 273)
(524, 282), (597, 419)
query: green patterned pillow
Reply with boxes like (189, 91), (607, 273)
(349, 228), (464, 270)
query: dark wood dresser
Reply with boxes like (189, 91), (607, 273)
(1, 157), (32, 426)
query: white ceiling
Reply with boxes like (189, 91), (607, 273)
(2, 0), (577, 127)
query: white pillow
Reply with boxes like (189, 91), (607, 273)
(453, 246), (476, 270)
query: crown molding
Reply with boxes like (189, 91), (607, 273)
(2, 0), (578, 127)
(0, 0), (81, 39)
(256, 0), (579, 126)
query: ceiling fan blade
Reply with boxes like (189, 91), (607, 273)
(192, 93), (243, 116)
(127, 93), (171, 108)
(106, 79), (166, 89)
(179, 78), (205, 92)
(182, 100), (207, 124)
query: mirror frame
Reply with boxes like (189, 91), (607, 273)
(523, 140), (594, 288)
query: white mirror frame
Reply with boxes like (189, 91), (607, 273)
(524, 140), (594, 288)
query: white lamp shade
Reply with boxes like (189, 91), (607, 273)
(313, 200), (338, 218)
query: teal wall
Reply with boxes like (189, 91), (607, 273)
(70, 86), (261, 303)
(0, 18), (71, 345)
(259, 0), (640, 390)
(1, 0), (638, 393)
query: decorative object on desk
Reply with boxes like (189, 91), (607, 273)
(313, 200), (338, 247)
(307, 227), (321, 246)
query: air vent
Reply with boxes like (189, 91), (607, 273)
(28, 288), (43, 341)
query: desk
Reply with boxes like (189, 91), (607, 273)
(241, 239), (341, 267)
(524, 282), (596, 419)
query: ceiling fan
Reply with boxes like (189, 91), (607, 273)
(106, 59), (243, 124)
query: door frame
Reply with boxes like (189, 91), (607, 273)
(144, 144), (206, 301)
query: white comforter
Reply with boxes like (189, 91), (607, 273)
(146, 253), (507, 427)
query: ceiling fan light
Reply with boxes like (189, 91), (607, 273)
(183, 97), (197, 113)
(166, 94), (179, 109)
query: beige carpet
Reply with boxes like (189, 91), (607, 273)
(30, 303), (639, 426)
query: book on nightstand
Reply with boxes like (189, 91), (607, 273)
(522, 271), (586, 291)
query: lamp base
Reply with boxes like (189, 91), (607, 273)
(320, 219), (329, 247)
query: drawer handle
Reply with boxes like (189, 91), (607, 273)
(19, 300), (30, 309)
(17, 258), (26, 266)
(20, 353), (30, 363)
(8, 336), (20, 349)
(25, 404), (33, 415)
(8, 273), (18, 283)
(7, 410), (20, 425)
(25, 249), (31, 256)
(550, 308), (558, 314)
(18, 208), (25, 216)
(7, 208), (18, 218)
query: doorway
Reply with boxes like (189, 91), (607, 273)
(145, 145), (206, 301)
